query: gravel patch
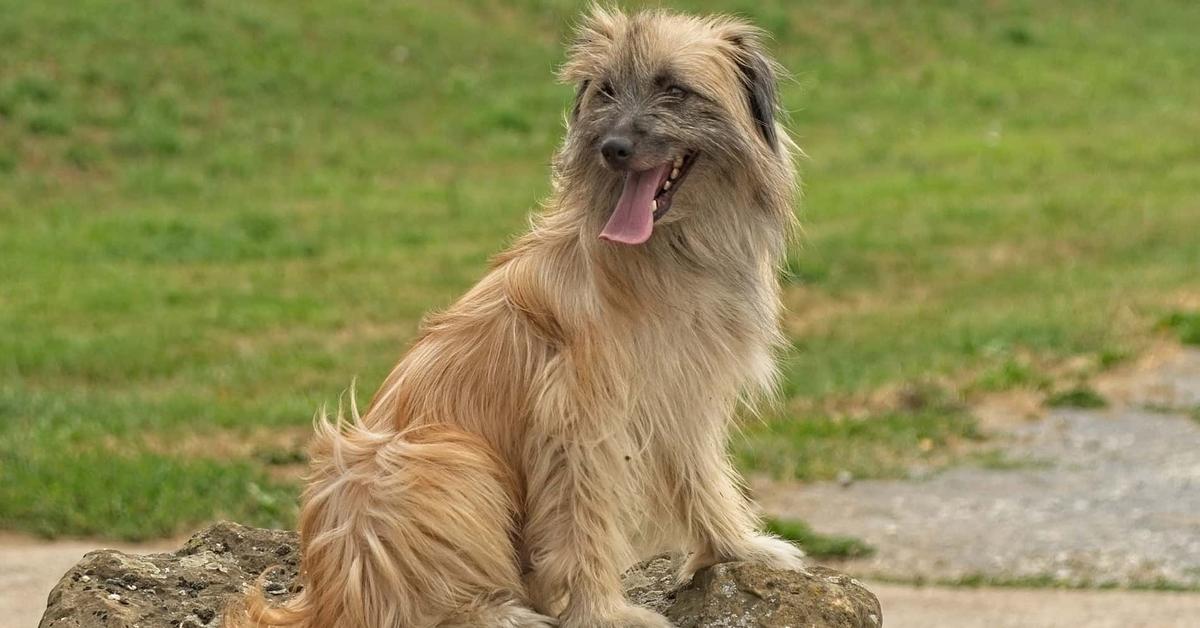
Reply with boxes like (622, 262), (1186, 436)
(758, 349), (1200, 588)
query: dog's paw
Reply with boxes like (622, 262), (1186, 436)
(499, 606), (559, 628)
(737, 534), (808, 572)
(676, 546), (717, 587)
(560, 604), (672, 628)
(445, 598), (559, 628)
(679, 535), (808, 584)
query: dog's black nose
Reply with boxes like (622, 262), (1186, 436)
(600, 136), (634, 169)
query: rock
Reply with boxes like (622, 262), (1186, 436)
(39, 523), (298, 628)
(836, 470), (855, 488)
(40, 522), (881, 628)
(626, 555), (882, 628)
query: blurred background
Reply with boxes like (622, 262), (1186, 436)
(2, 1), (1198, 626)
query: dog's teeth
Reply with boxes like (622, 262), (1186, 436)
(651, 199), (658, 210)
(671, 168), (680, 179)
(674, 156), (683, 168)
(662, 180), (671, 190)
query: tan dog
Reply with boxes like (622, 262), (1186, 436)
(230, 6), (802, 627)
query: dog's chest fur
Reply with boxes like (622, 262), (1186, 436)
(577, 264), (781, 555)
(618, 275), (777, 424)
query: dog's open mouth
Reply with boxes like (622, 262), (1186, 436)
(599, 152), (698, 245)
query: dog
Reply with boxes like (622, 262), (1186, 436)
(229, 6), (802, 627)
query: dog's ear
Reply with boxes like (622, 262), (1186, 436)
(737, 50), (780, 150)
(717, 22), (781, 151)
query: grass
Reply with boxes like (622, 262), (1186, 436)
(1161, 311), (1200, 345)
(0, 443), (296, 539)
(764, 517), (874, 560)
(1, 0), (1199, 538)
(1045, 386), (1108, 409)
(971, 358), (1050, 393)
(734, 408), (984, 481)
(968, 450), (1052, 471)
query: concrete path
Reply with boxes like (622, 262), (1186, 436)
(873, 581), (1200, 628)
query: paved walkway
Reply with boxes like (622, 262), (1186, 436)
(873, 581), (1200, 628)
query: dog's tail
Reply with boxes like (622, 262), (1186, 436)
(226, 406), (529, 628)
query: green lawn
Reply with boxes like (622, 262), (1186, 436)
(2, 0), (1198, 539)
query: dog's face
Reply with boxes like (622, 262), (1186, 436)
(558, 8), (783, 245)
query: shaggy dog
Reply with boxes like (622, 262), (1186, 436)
(230, 6), (803, 627)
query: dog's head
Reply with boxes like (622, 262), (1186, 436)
(558, 7), (789, 245)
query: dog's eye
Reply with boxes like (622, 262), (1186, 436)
(598, 82), (616, 100)
(665, 85), (689, 99)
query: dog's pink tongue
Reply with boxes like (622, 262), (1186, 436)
(599, 165), (668, 245)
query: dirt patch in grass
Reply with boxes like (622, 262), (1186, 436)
(970, 389), (1046, 431)
(133, 425), (311, 462)
(117, 426), (312, 485)
(785, 377), (962, 421)
(1094, 342), (1198, 410)
(780, 284), (904, 338)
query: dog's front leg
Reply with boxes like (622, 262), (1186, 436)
(523, 410), (671, 627)
(673, 448), (806, 584)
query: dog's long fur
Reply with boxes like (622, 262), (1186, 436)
(228, 7), (802, 627)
